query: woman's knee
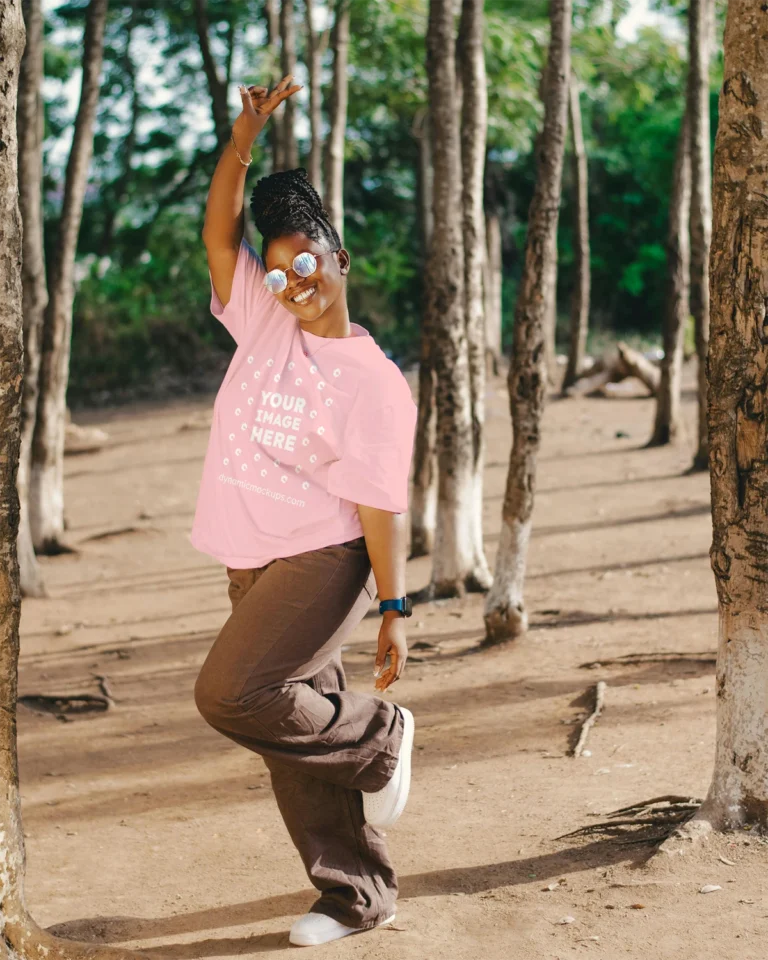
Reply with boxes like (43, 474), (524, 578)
(194, 666), (237, 726)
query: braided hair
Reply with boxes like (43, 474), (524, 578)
(250, 168), (341, 262)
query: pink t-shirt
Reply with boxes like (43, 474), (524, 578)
(188, 239), (418, 569)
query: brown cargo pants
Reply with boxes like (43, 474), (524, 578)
(193, 535), (404, 930)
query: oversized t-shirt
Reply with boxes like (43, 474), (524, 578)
(188, 239), (418, 569)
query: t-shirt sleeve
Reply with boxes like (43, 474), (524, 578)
(327, 367), (418, 513)
(210, 239), (272, 344)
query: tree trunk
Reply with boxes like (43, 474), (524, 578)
(99, 0), (140, 254)
(410, 106), (436, 558)
(193, 0), (230, 148)
(264, 0), (284, 172)
(324, 0), (350, 242)
(484, 0), (571, 642)
(279, 0), (299, 169)
(420, 0), (477, 597)
(689, 0), (713, 471)
(458, 0), (492, 591)
(16, 0), (47, 598)
(0, 9), (143, 956)
(648, 109), (690, 447)
(483, 160), (503, 377)
(29, 0), (108, 554)
(687, 0), (768, 834)
(562, 72), (590, 392)
(537, 62), (561, 390)
(304, 0), (323, 192)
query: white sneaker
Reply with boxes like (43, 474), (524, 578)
(362, 706), (414, 828)
(288, 911), (395, 946)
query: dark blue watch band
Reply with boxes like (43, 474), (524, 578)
(379, 597), (412, 616)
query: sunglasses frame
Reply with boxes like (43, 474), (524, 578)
(263, 250), (340, 295)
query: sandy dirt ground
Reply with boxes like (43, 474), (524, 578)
(18, 362), (768, 960)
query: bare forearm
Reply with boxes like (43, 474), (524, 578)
(357, 506), (408, 610)
(202, 115), (266, 251)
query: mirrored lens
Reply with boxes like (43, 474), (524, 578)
(264, 270), (287, 294)
(293, 252), (317, 278)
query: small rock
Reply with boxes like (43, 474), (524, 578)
(629, 903), (645, 910)
(557, 916), (576, 925)
(582, 749), (592, 757)
(700, 885), (722, 894)
(719, 856), (736, 866)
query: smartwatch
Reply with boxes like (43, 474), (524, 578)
(379, 596), (413, 617)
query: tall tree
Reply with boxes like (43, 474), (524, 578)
(458, 0), (492, 590)
(422, 0), (486, 596)
(304, 0), (324, 191)
(99, 0), (141, 253)
(324, 0), (350, 240)
(484, 0), (572, 641)
(16, 0), (48, 597)
(562, 71), (590, 392)
(0, 6), (138, 956)
(264, 0), (285, 172)
(410, 106), (437, 558)
(280, 0), (299, 169)
(483, 160), (503, 377)
(193, 0), (230, 148)
(648, 110), (690, 446)
(689, 0), (713, 471)
(680, 0), (768, 835)
(29, 0), (109, 553)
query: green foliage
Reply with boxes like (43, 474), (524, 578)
(38, 0), (720, 401)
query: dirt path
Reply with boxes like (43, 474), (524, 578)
(19, 365), (766, 960)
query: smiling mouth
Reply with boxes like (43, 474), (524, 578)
(291, 285), (317, 305)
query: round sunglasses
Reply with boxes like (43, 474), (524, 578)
(263, 250), (339, 296)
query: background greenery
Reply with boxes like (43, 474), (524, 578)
(40, 0), (722, 405)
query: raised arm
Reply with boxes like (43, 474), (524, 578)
(202, 75), (302, 308)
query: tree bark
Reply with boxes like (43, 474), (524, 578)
(99, 0), (140, 254)
(420, 0), (478, 597)
(29, 0), (108, 554)
(410, 106), (436, 558)
(264, 0), (284, 172)
(689, 0), (713, 471)
(483, 160), (503, 377)
(193, 0), (230, 148)
(679, 0), (768, 834)
(562, 72), (590, 392)
(304, 0), (323, 192)
(648, 109), (690, 447)
(16, 0), (47, 598)
(484, 0), (571, 642)
(0, 8), (144, 955)
(458, 0), (492, 590)
(324, 0), (350, 241)
(279, 0), (299, 169)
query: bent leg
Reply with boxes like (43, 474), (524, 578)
(265, 653), (398, 929)
(194, 538), (403, 792)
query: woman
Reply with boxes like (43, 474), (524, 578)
(189, 75), (418, 947)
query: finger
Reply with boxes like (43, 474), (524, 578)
(238, 84), (256, 111)
(374, 645), (389, 678)
(270, 74), (294, 96)
(275, 84), (303, 104)
(248, 85), (268, 96)
(375, 667), (397, 692)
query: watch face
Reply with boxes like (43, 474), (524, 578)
(404, 596), (413, 617)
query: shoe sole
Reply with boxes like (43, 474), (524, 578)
(374, 706), (414, 829)
(289, 913), (396, 946)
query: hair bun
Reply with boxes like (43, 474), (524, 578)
(250, 168), (337, 253)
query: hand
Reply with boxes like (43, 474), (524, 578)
(234, 75), (302, 144)
(374, 615), (408, 693)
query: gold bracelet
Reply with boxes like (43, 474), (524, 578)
(230, 132), (252, 167)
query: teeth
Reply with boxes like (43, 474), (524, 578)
(293, 285), (316, 304)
